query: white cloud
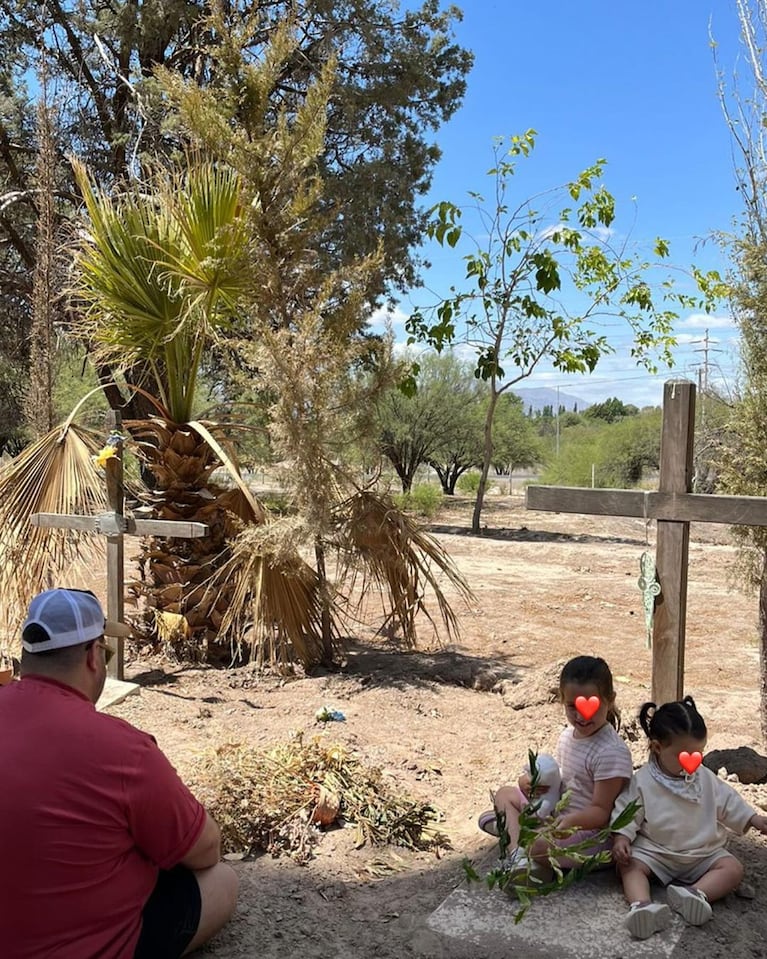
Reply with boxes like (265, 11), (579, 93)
(674, 332), (714, 346)
(677, 312), (736, 330)
(367, 305), (409, 331)
(537, 223), (615, 244)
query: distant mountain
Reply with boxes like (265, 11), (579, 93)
(511, 387), (590, 413)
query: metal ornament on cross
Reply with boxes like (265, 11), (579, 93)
(29, 410), (209, 680)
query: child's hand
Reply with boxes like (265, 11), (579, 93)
(612, 835), (632, 867)
(518, 773), (550, 798)
(749, 814), (767, 835)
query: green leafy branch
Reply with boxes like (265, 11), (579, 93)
(464, 750), (640, 923)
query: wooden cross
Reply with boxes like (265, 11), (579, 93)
(526, 379), (767, 704)
(29, 410), (209, 681)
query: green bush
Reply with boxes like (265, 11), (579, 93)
(456, 471), (481, 493)
(393, 483), (443, 518)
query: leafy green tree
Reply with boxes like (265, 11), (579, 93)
(541, 408), (661, 488)
(584, 397), (638, 423)
(375, 351), (483, 493)
(407, 132), (723, 533)
(491, 394), (542, 484)
(426, 356), (487, 494)
(597, 409), (661, 487)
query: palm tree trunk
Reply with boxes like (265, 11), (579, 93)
(130, 420), (253, 655)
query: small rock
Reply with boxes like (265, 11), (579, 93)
(703, 747), (767, 785)
(735, 881), (756, 900)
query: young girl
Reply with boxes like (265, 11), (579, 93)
(478, 655), (633, 877)
(612, 696), (767, 940)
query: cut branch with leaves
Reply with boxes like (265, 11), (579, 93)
(463, 750), (641, 923)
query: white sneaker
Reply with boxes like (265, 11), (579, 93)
(624, 901), (672, 940)
(666, 885), (713, 926)
(498, 850), (553, 889)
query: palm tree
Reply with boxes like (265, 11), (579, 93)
(0, 16), (474, 666)
(69, 159), (290, 651)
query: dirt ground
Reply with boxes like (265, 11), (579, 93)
(103, 494), (767, 958)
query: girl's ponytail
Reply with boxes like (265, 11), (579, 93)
(638, 702), (657, 738)
(639, 697), (707, 744)
(606, 702), (621, 731)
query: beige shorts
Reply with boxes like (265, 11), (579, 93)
(630, 845), (736, 886)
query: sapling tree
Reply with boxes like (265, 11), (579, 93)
(408, 132), (724, 533)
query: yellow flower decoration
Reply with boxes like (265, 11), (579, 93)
(93, 444), (119, 469)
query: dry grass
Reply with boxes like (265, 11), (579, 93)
(0, 422), (107, 644)
(333, 490), (474, 646)
(187, 735), (451, 864)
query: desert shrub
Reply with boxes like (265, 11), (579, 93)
(259, 492), (292, 515)
(392, 483), (443, 517)
(456, 471), (481, 493)
(409, 483), (443, 517)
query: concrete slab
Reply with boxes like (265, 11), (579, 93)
(427, 867), (686, 959)
(97, 677), (140, 711)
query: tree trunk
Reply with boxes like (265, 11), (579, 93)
(25, 95), (56, 440)
(314, 538), (335, 666)
(430, 463), (449, 494)
(472, 389), (499, 534)
(760, 549), (767, 742)
(399, 462), (420, 493)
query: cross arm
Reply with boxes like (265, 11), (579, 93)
(30, 513), (209, 538)
(526, 487), (767, 528)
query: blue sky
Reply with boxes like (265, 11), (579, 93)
(371, 1), (747, 407)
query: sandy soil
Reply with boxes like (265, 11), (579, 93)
(101, 494), (767, 958)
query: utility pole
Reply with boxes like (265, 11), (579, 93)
(691, 329), (723, 431)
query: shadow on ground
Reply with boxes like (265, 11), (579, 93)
(427, 523), (646, 547)
(200, 834), (767, 959)
(319, 640), (521, 693)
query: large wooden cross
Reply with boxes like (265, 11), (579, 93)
(29, 410), (209, 681)
(526, 379), (767, 704)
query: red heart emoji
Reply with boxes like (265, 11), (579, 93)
(575, 695), (600, 721)
(678, 751), (703, 774)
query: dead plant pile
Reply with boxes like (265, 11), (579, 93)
(188, 735), (451, 864)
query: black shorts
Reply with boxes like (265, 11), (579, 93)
(134, 865), (202, 959)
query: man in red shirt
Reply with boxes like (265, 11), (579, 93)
(0, 588), (239, 958)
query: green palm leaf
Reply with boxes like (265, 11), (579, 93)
(71, 159), (249, 422)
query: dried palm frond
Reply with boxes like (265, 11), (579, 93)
(332, 489), (474, 647)
(210, 518), (340, 670)
(0, 422), (106, 644)
(187, 735), (450, 864)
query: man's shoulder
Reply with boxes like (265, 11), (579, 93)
(91, 709), (157, 746)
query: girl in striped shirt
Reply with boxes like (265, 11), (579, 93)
(479, 655), (632, 880)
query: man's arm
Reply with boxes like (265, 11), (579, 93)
(179, 812), (222, 870)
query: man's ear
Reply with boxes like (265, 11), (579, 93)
(84, 642), (100, 672)
(649, 739), (661, 755)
